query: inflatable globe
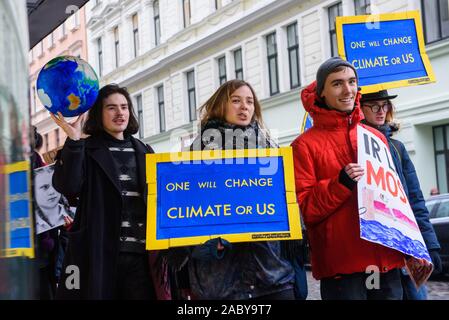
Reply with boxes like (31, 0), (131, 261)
(37, 56), (99, 117)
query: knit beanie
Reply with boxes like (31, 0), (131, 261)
(316, 57), (358, 97)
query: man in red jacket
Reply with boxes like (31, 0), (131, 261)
(291, 57), (405, 300)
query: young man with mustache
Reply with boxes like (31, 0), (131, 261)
(50, 84), (162, 299)
(291, 57), (405, 300)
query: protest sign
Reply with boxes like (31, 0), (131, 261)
(145, 147), (302, 250)
(357, 125), (432, 287)
(336, 11), (435, 93)
(1, 161), (34, 258)
(34, 164), (75, 234)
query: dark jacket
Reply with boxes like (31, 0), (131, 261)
(374, 124), (440, 251)
(175, 119), (294, 300)
(53, 133), (154, 299)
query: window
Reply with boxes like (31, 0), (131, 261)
(434, 199), (449, 218)
(31, 85), (36, 113)
(433, 124), (449, 193)
(234, 48), (243, 80)
(186, 70), (196, 121)
(114, 27), (120, 68)
(97, 37), (103, 76)
(154, 0), (161, 46)
(215, 0), (222, 10)
(132, 14), (139, 58)
(422, 0), (449, 44)
(287, 23), (300, 89)
(183, 0), (191, 28)
(44, 133), (49, 152)
(49, 32), (54, 48)
(74, 10), (80, 28)
(218, 56), (227, 85)
(55, 128), (60, 147)
(157, 85), (166, 133)
(37, 42), (43, 57)
(266, 32), (279, 96)
(61, 22), (66, 38)
(328, 2), (342, 57)
(135, 94), (144, 138)
(354, 0), (371, 15)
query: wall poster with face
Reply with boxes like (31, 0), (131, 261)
(33, 164), (75, 234)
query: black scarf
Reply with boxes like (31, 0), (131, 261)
(191, 119), (276, 151)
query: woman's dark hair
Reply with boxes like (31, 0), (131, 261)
(83, 84), (139, 136)
(33, 126), (43, 150)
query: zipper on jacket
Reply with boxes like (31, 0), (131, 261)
(346, 115), (355, 161)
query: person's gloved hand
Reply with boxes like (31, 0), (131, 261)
(429, 249), (442, 274)
(191, 237), (232, 261)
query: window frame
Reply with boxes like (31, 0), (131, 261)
(157, 85), (166, 133)
(286, 22), (301, 89)
(154, 0), (161, 46)
(354, 0), (371, 16)
(328, 2), (342, 57)
(233, 48), (244, 80)
(132, 13), (139, 58)
(97, 37), (103, 76)
(266, 32), (280, 96)
(183, 0), (191, 28)
(135, 94), (144, 139)
(422, 0), (449, 44)
(217, 56), (227, 85)
(433, 124), (449, 193)
(186, 70), (197, 122)
(114, 26), (120, 68)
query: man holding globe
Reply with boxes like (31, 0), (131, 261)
(49, 83), (162, 299)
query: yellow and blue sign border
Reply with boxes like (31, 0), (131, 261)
(1, 161), (34, 258)
(145, 147), (302, 250)
(336, 11), (435, 93)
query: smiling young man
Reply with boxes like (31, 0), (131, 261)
(291, 57), (405, 300)
(50, 84), (162, 299)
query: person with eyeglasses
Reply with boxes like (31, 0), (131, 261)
(361, 90), (442, 300)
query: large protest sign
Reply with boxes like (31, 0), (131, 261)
(1, 161), (34, 258)
(357, 125), (433, 286)
(34, 164), (75, 234)
(336, 11), (435, 93)
(145, 147), (302, 250)
(357, 125), (430, 260)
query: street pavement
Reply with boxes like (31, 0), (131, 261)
(305, 270), (449, 300)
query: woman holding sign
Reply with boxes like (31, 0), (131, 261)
(169, 80), (297, 300)
(361, 90), (442, 300)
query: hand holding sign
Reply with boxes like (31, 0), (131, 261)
(344, 163), (365, 182)
(405, 257), (434, 289)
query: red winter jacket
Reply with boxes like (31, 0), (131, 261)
(291, 81), (404, 280)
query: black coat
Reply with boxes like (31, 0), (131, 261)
(53, 134), (154, 299)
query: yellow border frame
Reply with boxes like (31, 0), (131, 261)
(1, 161), (34, 258)
(146, 147), (302, 250)
(336, 11), (435, 94)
